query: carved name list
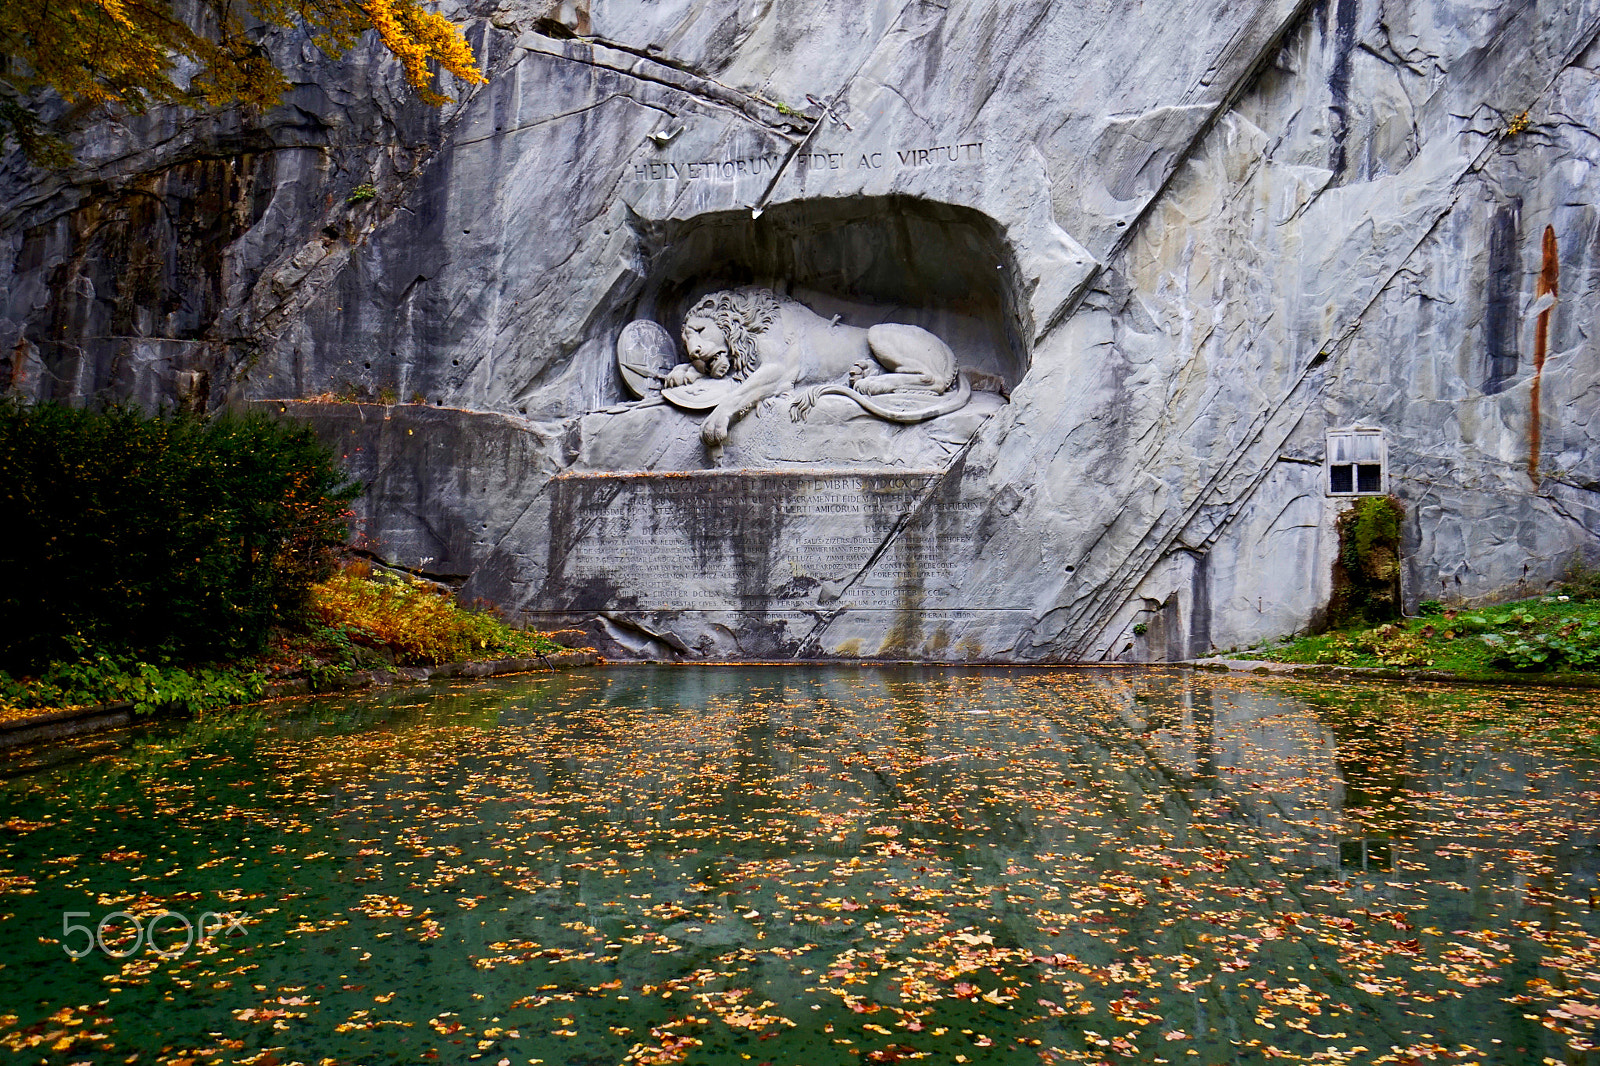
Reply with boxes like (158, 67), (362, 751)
(546, 471), (982, 612)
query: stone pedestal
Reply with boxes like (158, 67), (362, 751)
(526, 469), (1017, 660)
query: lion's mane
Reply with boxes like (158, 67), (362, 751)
(683, 288), (779, 380)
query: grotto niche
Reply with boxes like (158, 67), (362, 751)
(582, 195), (1027, 472)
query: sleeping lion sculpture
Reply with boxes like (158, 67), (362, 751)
(658, 287), (971, 447)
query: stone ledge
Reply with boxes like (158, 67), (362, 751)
(259, 650), (601, 697)
(1189, 658), (1306, 675)
(0, 704), (137, 749)
(0, 650), (601, 751)
(1189, 657), (1600, 688)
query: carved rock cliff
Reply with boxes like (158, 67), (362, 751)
(3, 0), (1598, 661)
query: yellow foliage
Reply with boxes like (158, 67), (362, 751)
(1, 0), (486, 161)
(359, 0), (486, 105)
(310, 565), (552, 666)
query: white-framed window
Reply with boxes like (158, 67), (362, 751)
(1326, 426), (1386, 496)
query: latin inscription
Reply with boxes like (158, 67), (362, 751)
(549, 472), (980, 611)
(629, 141), (984, 183)
(632, 154), (785, 182)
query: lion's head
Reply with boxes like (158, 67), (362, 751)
(680, 288), (778, 381)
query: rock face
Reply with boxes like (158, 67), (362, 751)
(5, 0), (1600, 661)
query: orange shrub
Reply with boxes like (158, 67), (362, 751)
(311, 565), (552, 666)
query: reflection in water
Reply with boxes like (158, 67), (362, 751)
(1, 668), (1598, 1065)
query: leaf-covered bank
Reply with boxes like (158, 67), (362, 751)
(1231, 590), (1600, 678)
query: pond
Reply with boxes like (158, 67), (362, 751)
(2, 667), (1599, 1066)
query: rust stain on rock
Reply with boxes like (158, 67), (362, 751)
(1530, 225), (1559, 481)
(8, 338), (25, 392)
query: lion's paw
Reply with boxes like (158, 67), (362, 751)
(791, 388), (820, 422)
(854, 375), (898, 396)
(664, 364), (701, 389)
(700, 412), (731, 446)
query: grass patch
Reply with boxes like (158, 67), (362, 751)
(1236, 591), (1600, 674)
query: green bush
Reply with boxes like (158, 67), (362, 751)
(1327, 495), (1405, 627)
(0, 401), (358, 672)
(0, 642), (265, 715)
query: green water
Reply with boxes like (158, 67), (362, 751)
(1, 667), (1599, 1066)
